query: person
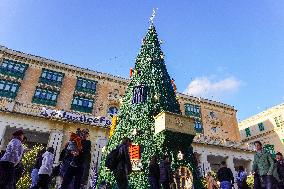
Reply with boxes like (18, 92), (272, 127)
(159, 155), (172, 189)
(252, 141), (275, 189)
(276, 152), (284, 188)
(0, 130), (24, 189)
(206, 172), (218, 189)
(113, 137), (132, 189)
(35, 147), (54, 189)
(60, 129), (90, 189)
(30, 149), (45, 189)
(80, 129), (92, 187)
(236, 166), (249, 189)
(148, 155), (160, 189)
(66, 129), (83, 167)
(15, 136), (28, 186)
(217, 161), (234, 189)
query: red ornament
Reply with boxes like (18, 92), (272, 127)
(130, 68), (133, 77)
(129, 144), (140, 159)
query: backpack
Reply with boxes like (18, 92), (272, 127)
(105, 147), (120, 171)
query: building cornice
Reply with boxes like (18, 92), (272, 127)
(239, 103), (284, 126)
(177, 92), (236, 111)
(0, 45), (130, 85)
(0, 45), (236, 111)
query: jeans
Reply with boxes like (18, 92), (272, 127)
(148, 176), (160, 189)
(30, 168), (39, 188)
(0, 161), (15, 189)
(35, 174), (50, 189)
(161, 181), (170, 189)
(60, 164), (84, 189)
(220, 181), (232, 189)
(260, 175), (273, 189)
(114, 169), (128, 189)
(254, 175), (274, 189)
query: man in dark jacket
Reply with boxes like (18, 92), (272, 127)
(80, 129), (92, 186)
(159, 155), (172, 189)
(61, 129), (92, 189)
(276, 152), (284, 188)
(114, 137), (132, 189)
(217, 161), (234, 189)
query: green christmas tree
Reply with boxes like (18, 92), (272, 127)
(98, 23), (203, 189)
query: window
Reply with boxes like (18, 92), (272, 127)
(274, 116), (284, 127)
(194, 121), (203, 133)
(245, 128), (251, 137)
(211, 127), (217, 133)
(132, 85), (148, 104)
(71, 96), (94, 113)
(107, 106), (119, 118)
(0, 80), (20, 99)
(184, 103), (201, 117)
(0, 59), (28, 79)
(39, 69), (64, 86)
(75, 77), (97, 94)
(32, 88), (59, 106)
(258, 122), (265, 131)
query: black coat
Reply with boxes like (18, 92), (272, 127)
(277, 160), (284, 180)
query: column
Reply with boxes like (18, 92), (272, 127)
(0, 122), (7, 150)
(226, 156), (237, 188)
(48, 129), (63, 164)
(200, 153), (211, 176)
(247, 160), (253, 174)
(226, 156), (236, 174)
(88, 136), (107, 188)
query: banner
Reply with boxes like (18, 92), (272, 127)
(40, 107), (111, 127)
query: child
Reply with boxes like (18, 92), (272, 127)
(66, 128), (82, 167)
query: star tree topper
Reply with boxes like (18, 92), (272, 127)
(150, 8), (158, 23)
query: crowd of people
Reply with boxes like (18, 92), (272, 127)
(206, 141), (284, 189)
(102, 137), (173, 189)
(1, 129), (284, 189)
(0, 128), (91, 189)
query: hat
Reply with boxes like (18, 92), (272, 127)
(12, 130), (24, 136)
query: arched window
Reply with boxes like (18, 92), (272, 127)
(107, 106), (119, 118)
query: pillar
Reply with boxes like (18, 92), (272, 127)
(200, 153), (211, 176)
(247, 160), (253, 174)
(48, 129), (63, 164)
(226, 156), (236, 175)
(0, 122), (7, 150)
(88, 135), (107, 188)
(226, 156), (237, 188)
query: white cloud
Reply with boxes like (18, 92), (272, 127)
(183, 76), (241, 99)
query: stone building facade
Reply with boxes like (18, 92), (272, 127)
(0, 45), (254, 184)
(239, 103), (284, 156)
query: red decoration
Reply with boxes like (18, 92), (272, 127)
(130, 68), (133, 77)
(171, 78), (177, 93)
(129, 144), (140, 159)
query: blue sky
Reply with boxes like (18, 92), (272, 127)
(1, 0), (284, 121)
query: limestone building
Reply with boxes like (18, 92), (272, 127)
(239, 103), (284, 156)
(0, 45), (254, 183)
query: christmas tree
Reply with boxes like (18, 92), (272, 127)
(98, 23), (203, 189)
